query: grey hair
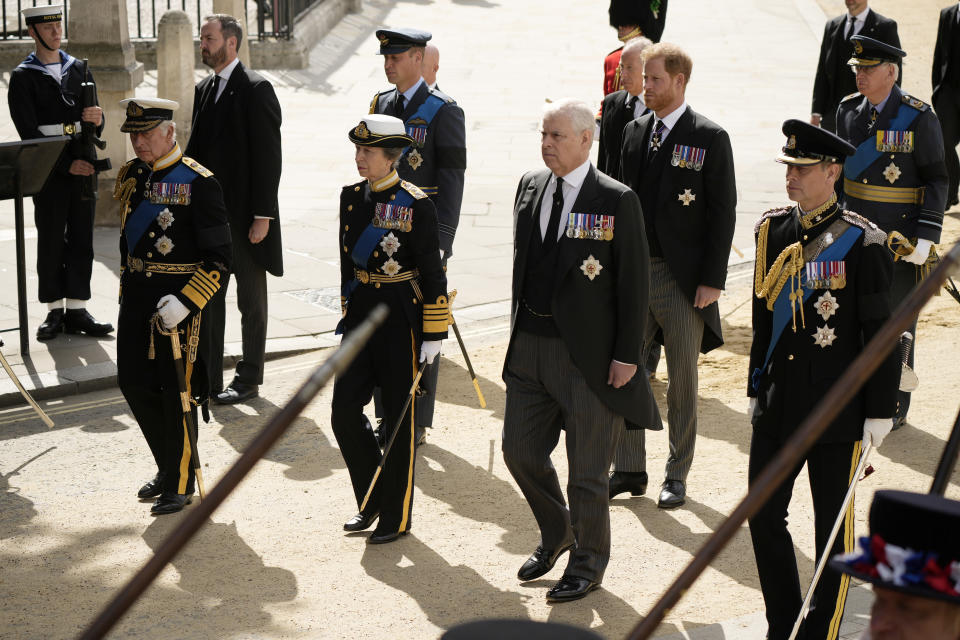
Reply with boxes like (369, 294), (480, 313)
(383, 146), (404, 167)
(622, 36), (653, 60)
(541, 99), (596, 140)
(204, 14), (243, 47)
(157, 120), (177, 142)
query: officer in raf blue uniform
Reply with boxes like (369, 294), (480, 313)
(333, 114), (448, 544)
(835, 35), (949, 428)
(114, 98), (231, 515)
(369, 28), (466, 443)
(747, 120), (901, 640)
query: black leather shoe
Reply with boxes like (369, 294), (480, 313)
(892, 416), (906, 431)
(137, 472), (166, 499)
(658, 479), (686, 509)
(609, 471), (648, 499)
(214, 382), (259, 404)
(368, 530), (409, 544)
(517, 542), (575, 581)
(372, 418), (386, 448)
(63, 309), (114, 336)
(36, 308), (64, 341)
(151, 492), (193, 515)
(344, 511), (379, 532)
(546, 575), (600, 603)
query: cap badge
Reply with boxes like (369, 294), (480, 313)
(379, 35), (390, 46)
(785, 135), (796, 150)
(126, 102), (144, 117)
(854, 40), (863, 55)
(354, 121), (370, 140)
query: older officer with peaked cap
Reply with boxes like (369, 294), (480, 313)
(333, 114), (447, 544)
(367, 27), (465, 445)
(831, 490), (960, 640)
(114, 98), (231, 515)
(7, 4), (114, 341)
(836, 35), (949, 430)
(747, 119), (900, 640)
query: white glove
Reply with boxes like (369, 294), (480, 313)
(902, 238), (933, 266)
(419, 340), (441, 365)
(748, 397), (757, 416)
(156, 294), (189, 329)
(863, 417), (893, 448)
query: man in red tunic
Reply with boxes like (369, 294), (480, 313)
(603, 0), (669, 98)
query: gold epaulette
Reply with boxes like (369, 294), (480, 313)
(369, 91), (387, 115)
(423, 295), (449, 335)
(401, 181), (428, 200)
(901, 93), (929, 112)
(753, 206), (792, 236)
(181, 156), (213, 178)
(842, 210), (887, 246)
(113, 159), (137, 200)
(181, 267), (222, 310)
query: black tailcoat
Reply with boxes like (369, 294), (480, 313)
(597, 89), (642, 180)
(504, 165), (659, 428)
(620, 106), (737, 353)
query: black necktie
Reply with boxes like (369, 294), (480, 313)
(543, 177), (564, 249)
(845, 16), (855, 39)
(395, 94), (406, 117)
(206, 75), (221, 109)
(648, 119), (666, 159)
(626, 95), (638, 117)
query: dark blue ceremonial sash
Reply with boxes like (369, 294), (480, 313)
(751, 225), (862, 391)
(124, 163), (197, 250)
(402, 93), (445, 154)
(844, 104), (921, 181)
(336, 188), (416, 335)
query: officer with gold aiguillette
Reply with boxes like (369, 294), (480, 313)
(747, 120), (901, 640)
(332, 114), (447, 544)
(836, 35), (949, 429)
(114, 98), (231, 515)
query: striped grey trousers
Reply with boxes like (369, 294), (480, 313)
(614, 257), (704, 483)
(502, 331), (623, 583)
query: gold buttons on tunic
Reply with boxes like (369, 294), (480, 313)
(343, 246), (348, 253)
(374, 283), (381, 288)
(787, 354), (794, 360)
(390, 195), (396, 201)
(373, 251), (379, 258)
(147, 252), (153, 258)
(862, 179), (868, 184)
(803, 235), (808, 241)
(412, 298), (418, 304)
(345, 225), (350, 231)
(149, 232), (155, 238)
(347, 205), (353, 211)
(145, 272), (152, 278)
(354, 186), (360, 192)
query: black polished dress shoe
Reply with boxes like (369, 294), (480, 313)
(344, 511), (379, 532)
(151, 492), (193, 515)
(64, 309), (114, 336)
(517, 542), (575, 581)
(36, 308), (64, 341)
(658, 479), (686, 509)
(609, 471), (648, 499)
(372, 418), (386, 448)
(546, 575), (599, 603)
(137, 472), (166, 499)
(892, 416), (906, 431)
(214, 382), (259, 404)
(368, 530), (409, 544)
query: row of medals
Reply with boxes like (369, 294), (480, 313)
(375, 216), (412, 232)
(566, 225), (614, 241)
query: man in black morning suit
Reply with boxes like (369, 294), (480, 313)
(502, 99), (658, 604)
(186, 14), (283, 405)
(611, 42), (736, 509)
(368, 28), (466, 444)
(810, 0), (900, 133)
(933, 2), (960, 208)
(598, 37), (652, 180)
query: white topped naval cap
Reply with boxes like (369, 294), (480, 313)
(21, 5), (62, 24)
(119, 98), (179, 132)
(348, 114), (413, 148)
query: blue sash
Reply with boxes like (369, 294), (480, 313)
(751, 225), (862, 391)
(844, 102), (921, 181)
(336, 188), (416, 334)
(403, 93), (445, 154)
(124, 163), (197, 250)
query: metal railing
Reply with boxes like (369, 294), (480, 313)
(1, 0), (311, 41)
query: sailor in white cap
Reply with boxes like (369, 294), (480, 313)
(7, 4), (113, 341)
(113, 98), (232, 515)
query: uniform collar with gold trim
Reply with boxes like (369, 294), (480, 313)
(152, 143), (183, 172)
(370, 170), (400, 192)
(798, 193), (839, 230)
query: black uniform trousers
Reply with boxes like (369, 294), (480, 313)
(934, 86), (960, 205)
(331, 314), (419, 536)
(748, 431), (862, 640)
(33, 174), (95, 303)
(891, 260), (919, 423)
(118, 288), (199, 496)
(207, 223), (268, 391)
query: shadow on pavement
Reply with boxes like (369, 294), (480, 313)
(212, 395), (344, 481)
(545, 584), (666, 638)
(0, 447), (51, 538)
(360, 533), (530, 630)
(435, 355), (505, 420)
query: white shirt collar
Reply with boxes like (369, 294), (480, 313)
(655, 100), (688, 131)
(218, 56), (240, 83)
(552, 158), (591, 190)
(428, 81), (437, 91)
(849, 6), (869, 21)
(400, 77), (425, 103)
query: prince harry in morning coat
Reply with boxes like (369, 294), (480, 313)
(502, 99), (659, 604)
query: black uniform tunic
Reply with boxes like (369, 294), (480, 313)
(7, 51), (104, 302)
(746, 200), (899, 640)
(114, 145), (231, 496)
(331, 171), (447, 537)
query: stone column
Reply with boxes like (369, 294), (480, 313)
(157, 11), (194, 142)
(213, 0), (250, 68)
(67, 0), (145, 225)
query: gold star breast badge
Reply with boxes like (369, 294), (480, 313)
(407, 148), (424, 171)
(813, 325), (837, 348)
(814, 291), (840, 321)
(882, 162), (901, 184)
(678, 189), (696, 207)
(580, 255), (603, 281)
